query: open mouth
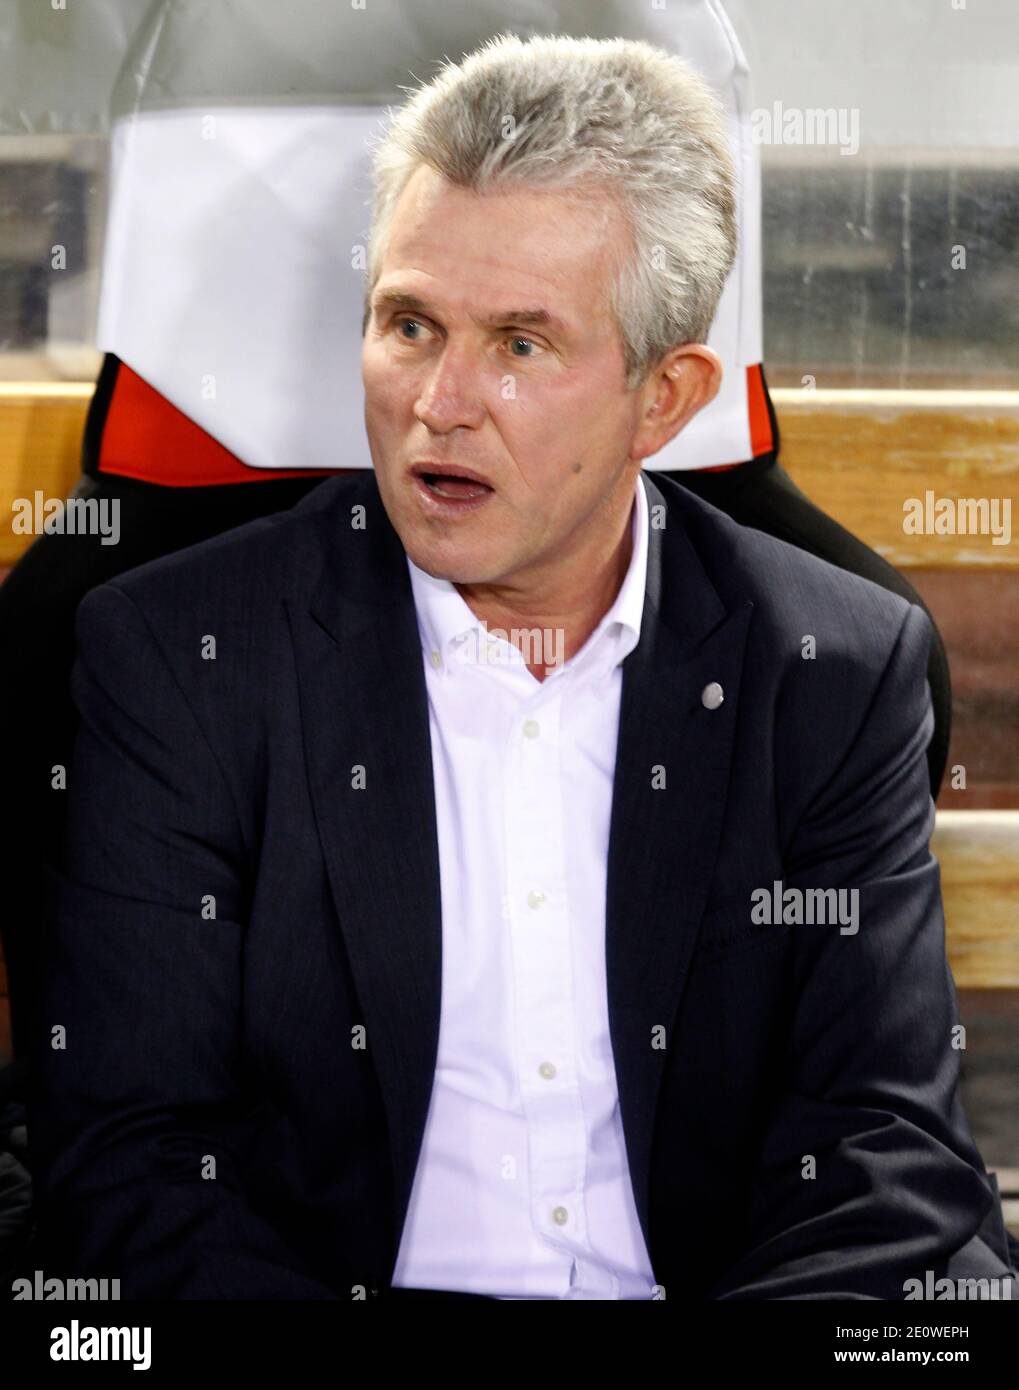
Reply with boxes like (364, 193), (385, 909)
(417, 472), (494, 501)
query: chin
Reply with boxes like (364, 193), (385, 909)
(405, 538), (501, 586)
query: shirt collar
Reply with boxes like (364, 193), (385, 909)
(407, 471), (650, 680)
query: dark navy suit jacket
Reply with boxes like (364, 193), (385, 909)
(29, 469), (1018, 1299)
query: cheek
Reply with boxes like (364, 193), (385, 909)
(503, 385), (612, 463)
(363, 360), (406, 424)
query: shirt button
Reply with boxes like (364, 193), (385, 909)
(538, 1061), (557, 1080)
(429, 650), (442, 669)
(527, 889), (545, 910)
(552, 1206), (569, 1226)
(522, 719), (540, 739)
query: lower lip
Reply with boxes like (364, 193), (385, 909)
(412, 474), (495, 516)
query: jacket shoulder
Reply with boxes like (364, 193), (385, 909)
(76, 473), (372, 625)
(649, 471), (922, 661)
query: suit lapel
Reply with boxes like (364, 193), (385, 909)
(285, 474), (443, 1262)
(285, 470), (754, 1280)
(606, 473), (754, 1271)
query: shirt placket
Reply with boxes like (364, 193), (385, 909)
(502, 667), (617, 1299)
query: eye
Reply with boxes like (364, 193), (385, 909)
(394, 316), (431, 341)
(507, 336), (541, 358)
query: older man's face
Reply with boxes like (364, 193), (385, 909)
(361, 163), (648, 586)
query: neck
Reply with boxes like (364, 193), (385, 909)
(455, 475), (638, 683)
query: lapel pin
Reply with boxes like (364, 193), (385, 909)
(701, 681), (724, 710)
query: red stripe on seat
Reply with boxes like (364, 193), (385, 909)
(690, 364), (774, 474)
(746, 362), (774, 458)
(98, 362), (350, 485)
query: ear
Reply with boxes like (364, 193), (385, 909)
(629, 344), (724, 463)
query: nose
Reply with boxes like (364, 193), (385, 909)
(413, 342), (486, 434)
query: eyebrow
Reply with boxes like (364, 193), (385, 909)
(370, 288), (571, 337)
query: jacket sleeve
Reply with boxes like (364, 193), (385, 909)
(708, 601), (1001, 1300)
(28, 581), (344, 1299)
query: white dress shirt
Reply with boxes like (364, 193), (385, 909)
(390, 472), (657, 1300)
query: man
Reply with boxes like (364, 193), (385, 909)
(29, 33), (1016, 1300)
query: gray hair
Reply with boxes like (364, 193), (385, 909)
(363, 31), (738, 391)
